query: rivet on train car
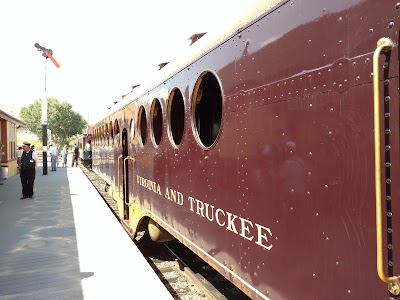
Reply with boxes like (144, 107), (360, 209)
(386, 179), (391, 184)
(366, 58), (370, 63)
(385, 145), (391, 151)
(384, 61), (389, 68)
(339, 84), (342, 88)
(389, 261), (394, 267)
(385, 96), (391, 102)
(336, 262), (339, 265)
(323, 8), (326, 12)
(356, 76), (360, 81)
(309, 103), (313, 107)
(388, 228), (393, 234)
(369, 28), (374, 33)
(338, 17), (342, 22)
(204, 156), (209, 160)
(324, 184), (328, 189)
(386, 162), (391, 167)
(388, 22), (394, 28)
(388, 244), (393, 250)
(386, 196), (392, 201)
(347, 290), (351, 294)
(384, 79), (390, 85)
(326, 237), (329, 240)
(387, 212), (393, 217)
(313, 273), (316, 277)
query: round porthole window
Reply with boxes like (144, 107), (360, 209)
(192, 72), (223, 149)
(168, 88), (185, 148)
(151, 99), (163, 146)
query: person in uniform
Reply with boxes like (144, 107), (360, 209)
(20, 142), (38, 199)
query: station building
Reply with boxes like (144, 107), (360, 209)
(0, 109), (25, 179)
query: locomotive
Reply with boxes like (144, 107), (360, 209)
(89, 1), (400, 299)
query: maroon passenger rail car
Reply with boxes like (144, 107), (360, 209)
(90, 1), (400, 299)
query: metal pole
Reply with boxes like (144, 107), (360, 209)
(34, 42), (59, 175)
(42, 59), (48, 175)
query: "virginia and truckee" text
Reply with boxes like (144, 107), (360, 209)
(136, 175), (273, 250)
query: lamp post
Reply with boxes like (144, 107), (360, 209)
(34, 43), (60, 175)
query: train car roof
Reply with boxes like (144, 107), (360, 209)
(94, 0), (282, 125)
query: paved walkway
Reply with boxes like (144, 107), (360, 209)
(0, 166), (173, 300)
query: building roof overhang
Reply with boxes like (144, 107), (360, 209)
(0, 109), (26, 128)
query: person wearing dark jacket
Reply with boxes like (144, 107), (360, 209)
(20, 143), (38, 199)
(71, 144), (79, 167)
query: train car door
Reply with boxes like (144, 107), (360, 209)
(122, 128), (129, 220)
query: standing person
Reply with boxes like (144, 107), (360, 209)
(71, 144), (79, 167)
(17, 146), (23, 172)
(56, 144), (60, 168)
(50, 144), (57, 171)
(61, 145), (68, 167)
(20, 142), (38, 199)
(84, 140), (92, 169)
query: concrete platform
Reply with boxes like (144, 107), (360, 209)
(0, 165), (173, 300)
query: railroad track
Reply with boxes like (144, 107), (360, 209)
(80, 165), (250, 300)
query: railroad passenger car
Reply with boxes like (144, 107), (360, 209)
(90, 1), (400, 299)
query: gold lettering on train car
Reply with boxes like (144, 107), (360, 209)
(136, 175), (162, 195)
(188, 195), (273, 250)
(255, 224), (273, 250)
(164, 187), (184, 205)
(238, 217), (254, 241)
(226, 212), (238, 234)
(215, 208), (226, 226)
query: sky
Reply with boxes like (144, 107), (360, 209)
(0, 0), (260, 124)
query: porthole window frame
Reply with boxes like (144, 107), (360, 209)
(150, 98), (163, 148)
(191, 71), (223, 150)
(130, 118), (135, 142)
(110, 121), (114, 141)
(167, 87), (185, 149)
(105, 123), (109, 146)
(138, 105), (147, 148)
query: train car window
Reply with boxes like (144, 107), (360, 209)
(114, 120), (120, 146)
(110, 121), (114, 140)
(105, 123), (109, 145)
(168, 88), (185, 147)
(130, 118), (135, 141)
(138, 106), (147, 146)
(192, 72), (222, 149)
(151, 99), (163, 146)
